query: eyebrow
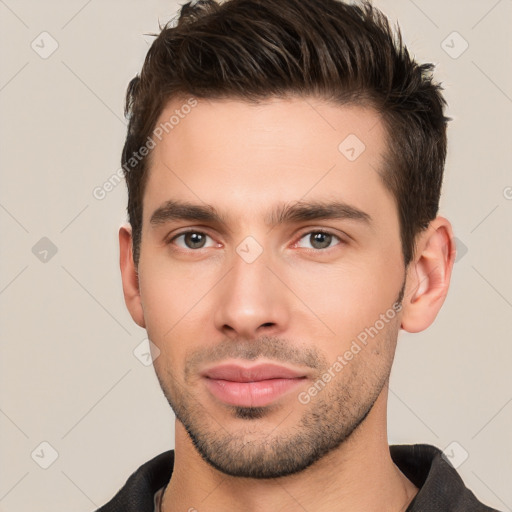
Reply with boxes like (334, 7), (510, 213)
(149, 199), (372, 229)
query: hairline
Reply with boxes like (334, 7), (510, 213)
(131, 92), (411, 268)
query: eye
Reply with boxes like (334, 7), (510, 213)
(295, 230), (344, 251)
(169, 230), (217, 250)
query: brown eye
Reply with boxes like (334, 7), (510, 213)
(183, 232), (207, 249)
(170, 231), (215, 250)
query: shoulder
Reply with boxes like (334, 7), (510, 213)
(95, 450), (174, 512)
(390, 444), (502, 512)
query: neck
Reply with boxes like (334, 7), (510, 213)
(161, 391), (418, 512)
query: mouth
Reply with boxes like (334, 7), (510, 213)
(201, 362), (308, 408)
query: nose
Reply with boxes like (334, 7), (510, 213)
(213, 245), (290, 341)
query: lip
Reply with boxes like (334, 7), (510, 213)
(201, 363), (307, 407)
(202, 363), (306, 382)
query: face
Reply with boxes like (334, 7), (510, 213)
(134, 96), (406, 478)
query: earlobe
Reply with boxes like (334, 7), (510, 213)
(119, 224), (146, 328)
(400, 216), (456, 333)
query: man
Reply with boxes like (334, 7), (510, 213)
(97, 0), (501, 510)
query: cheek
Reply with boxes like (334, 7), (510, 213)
(286, 254), (401, 324)
(139, 255), (212, 327)
(138, 262), (216, 363)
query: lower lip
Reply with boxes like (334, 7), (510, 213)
(204, 377), (305, 407)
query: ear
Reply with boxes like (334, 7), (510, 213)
(401, 216), (456, 333)
(119, 224), (146, 328)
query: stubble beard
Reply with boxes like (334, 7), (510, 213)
(155, 325), (398, 479)
(154, 280), (405, 479)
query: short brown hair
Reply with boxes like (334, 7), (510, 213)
(122, 0), (449, 268)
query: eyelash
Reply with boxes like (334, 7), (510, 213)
(166, 229), (346, 253)
(295, 229), (345, 251)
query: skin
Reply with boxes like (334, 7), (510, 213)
(119, 96), (456, 512)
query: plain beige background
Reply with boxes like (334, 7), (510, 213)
(1, 1), (511, 511)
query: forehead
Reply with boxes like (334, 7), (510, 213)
(142, 96), (395, 230)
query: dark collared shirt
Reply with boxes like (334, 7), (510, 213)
(96, 444), (501, 511)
